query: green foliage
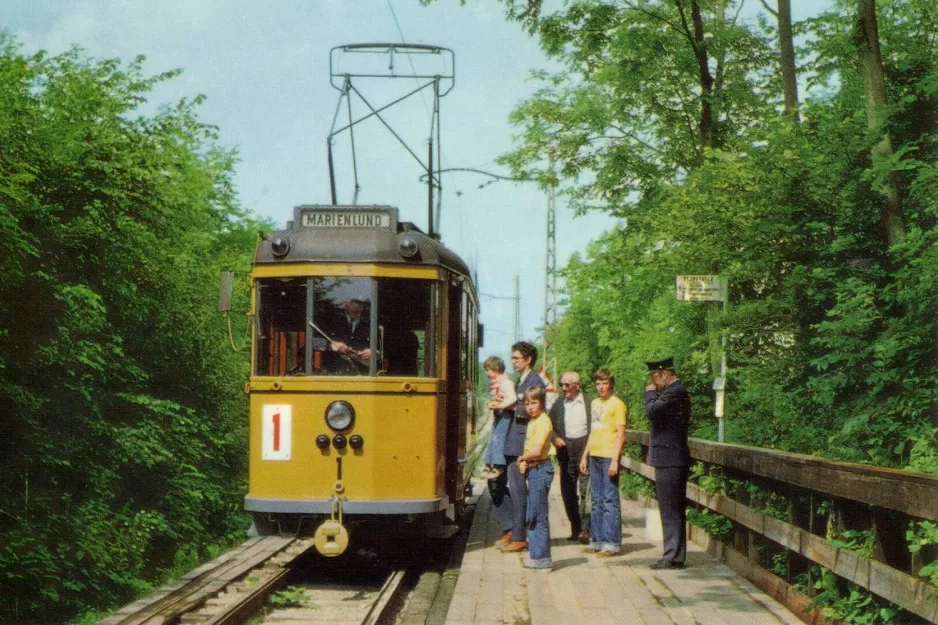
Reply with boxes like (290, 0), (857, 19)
(268, 586), (314, 608)
(810, 568), (901, 625)
(0, 34), (263, 621)
(686, 507), (733, 542)
(689, 462), (729, 496)
(770, 550), (789, 579)
(829, 530), (875, 560)
(907, 521), (938, 586)
(618, 470), (654, 500)
(493, 5), (938, 624)
(736, 481), (791, 522)
(500, 0), (938, 469)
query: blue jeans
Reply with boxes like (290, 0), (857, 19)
(484, 412), (510, 466)
(524, 461), (554, 567)
(589, 456), (621, 553)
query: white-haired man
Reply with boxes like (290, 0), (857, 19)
(548, 371), (593, 543)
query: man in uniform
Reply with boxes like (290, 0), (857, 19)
(548, 371), (592, 543)
(644, 357), (692, 570)
(329, 298), (371, 366)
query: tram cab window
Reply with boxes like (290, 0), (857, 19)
(376, 279), (437, 378)
(255, 279), (307, 377)
(255, 276), (438, 377)
(309, 277), (373, 376)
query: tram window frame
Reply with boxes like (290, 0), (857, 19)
(254, 278), (308, 377)
(253, 276), (439, 378)
(375, 278), (439, 378)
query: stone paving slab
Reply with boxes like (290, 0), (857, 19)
(444, 474), (805, 625)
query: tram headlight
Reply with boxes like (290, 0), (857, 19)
(270, 236), (291, 258)
(325, 401), (355, 431)
(398, 236), (419, 259)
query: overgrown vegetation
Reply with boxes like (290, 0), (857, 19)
(477, 0), (938, 468)
(463, 1), (938, 622)
(0, 35), (265, 621)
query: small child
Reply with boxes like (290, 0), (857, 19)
(516, 385), (554, 570)
(481, 356), (517, 480)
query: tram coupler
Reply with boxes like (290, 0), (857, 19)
(314, 493), (350, 557)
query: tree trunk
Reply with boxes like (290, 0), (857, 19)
(678, 0), (715, 151)
(777, 0), (799, 119)
(856, 0), (906, 246)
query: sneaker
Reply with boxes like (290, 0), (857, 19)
(595, 551), (619, 558)
(494, 531), (512, 546)
(582, 546), (601, 554)
(577, 530), (591, 544)
(650, 559), (685, 570)
(503, 541), (528, 552)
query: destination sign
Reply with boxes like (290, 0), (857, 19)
(301, 210), (392, 229)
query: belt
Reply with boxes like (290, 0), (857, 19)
(526, 458), (550, 467)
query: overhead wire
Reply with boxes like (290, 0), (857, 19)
(386, 0), (465, 247)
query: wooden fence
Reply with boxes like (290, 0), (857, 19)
(622, 431), (938, 624)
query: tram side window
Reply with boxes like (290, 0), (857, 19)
(376, 279), (437, 377)
(255, 279), (307, 376)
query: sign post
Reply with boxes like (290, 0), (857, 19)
(676, 275), (728, 442)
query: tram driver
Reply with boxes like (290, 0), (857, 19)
(328, 298), (372, 368)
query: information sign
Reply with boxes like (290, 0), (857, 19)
(676, 275), (725, 302)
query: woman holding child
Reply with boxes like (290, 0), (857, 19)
(481, 356), (517, 542)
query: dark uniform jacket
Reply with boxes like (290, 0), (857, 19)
(332, 315), (370, 350)
(548, 392), (592, 440)
(504, 370), (544, 456)
(643, 379), (691, 467)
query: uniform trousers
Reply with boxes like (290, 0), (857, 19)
(556, 436), (589, 535)
(654, 465), (689, 563)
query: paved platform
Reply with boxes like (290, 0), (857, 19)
(444, 475), (805, 625)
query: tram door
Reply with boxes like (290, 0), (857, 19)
(444, 281), (465, 509)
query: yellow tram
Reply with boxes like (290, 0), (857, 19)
(245, 204), (479, 556)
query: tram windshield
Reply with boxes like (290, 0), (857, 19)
(255, 277), (438, 377)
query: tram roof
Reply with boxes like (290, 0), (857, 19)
(254, 205), (472, 280)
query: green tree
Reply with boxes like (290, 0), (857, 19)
(0, 35), (263, 621)
(471, 0), (938, 466)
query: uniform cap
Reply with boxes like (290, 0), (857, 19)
(645, 357), (674, 374)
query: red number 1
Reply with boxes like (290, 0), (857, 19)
(272, 412), (281, 452)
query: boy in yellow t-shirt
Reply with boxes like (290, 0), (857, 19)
(579, 368), (627, 556)
(515, 385), (554, 569)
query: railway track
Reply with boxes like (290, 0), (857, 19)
(99, 492), (477, 625)
(96, 536), (406, 625)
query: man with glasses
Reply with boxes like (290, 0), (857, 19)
(498, 341), (544, 553)
(644, 357), (692, 570)
(548, 371), (593, 543)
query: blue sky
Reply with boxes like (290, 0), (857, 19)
(5, 0), (832, 361)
